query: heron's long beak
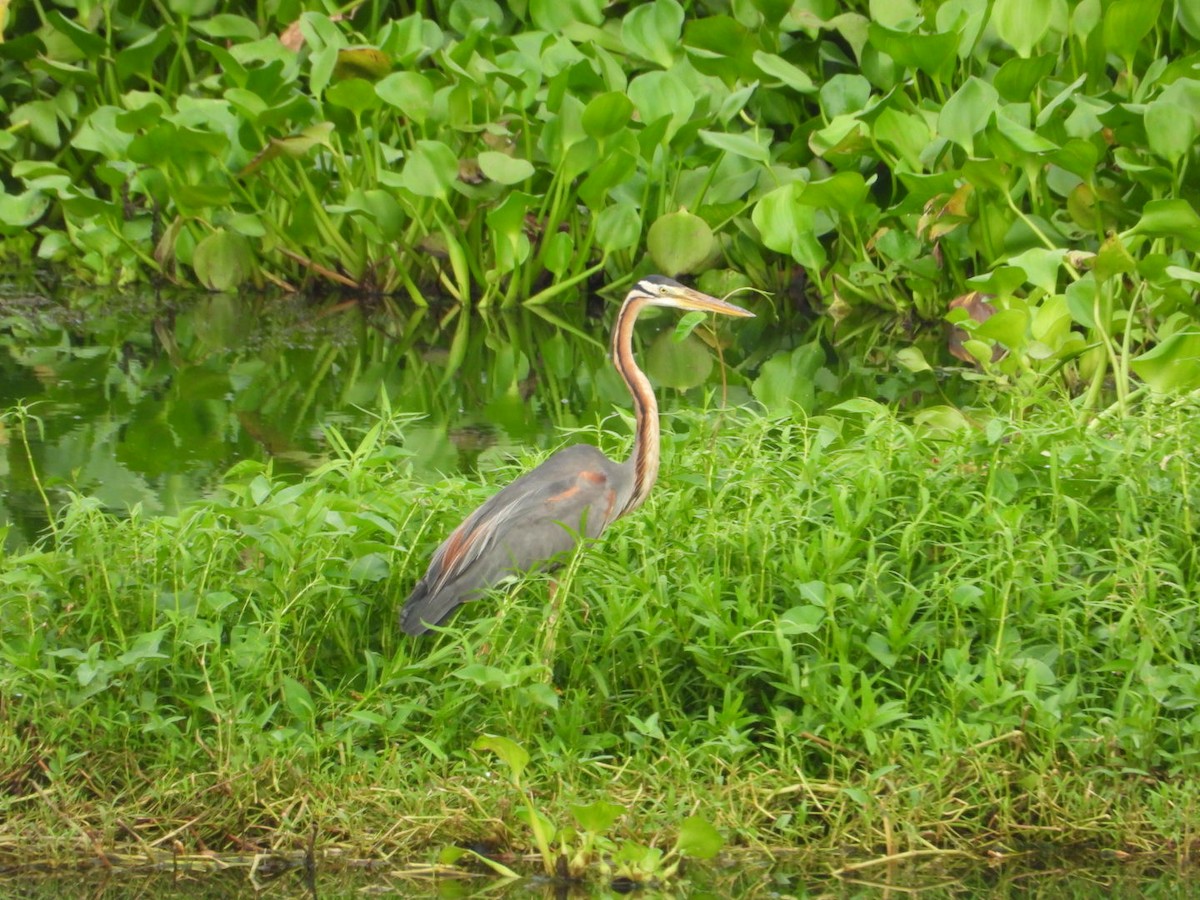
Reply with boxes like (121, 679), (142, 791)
(669, 286), (756, 318)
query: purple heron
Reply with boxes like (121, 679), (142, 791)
(400, 275), (754, 635)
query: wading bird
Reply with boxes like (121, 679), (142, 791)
(400, 275), (754, 635)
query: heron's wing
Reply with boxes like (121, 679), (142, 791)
(401, 445), (623, 634)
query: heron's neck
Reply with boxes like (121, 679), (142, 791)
(612, 294), (659, 515)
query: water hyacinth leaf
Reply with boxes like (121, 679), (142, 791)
(994, 54), (1057, 102)
(570, 800), (624, 834)
(1145, 98), (1195, 165)
(1131, 332), (1200, 392)
(646, 330), (713, 390)
(478, 151), (535, 184)
(473, 734), (530, 784)
(973, 308), (1030, 349)
(698, 128), (771, 163)
(541, 230), (574, 276)
(798, 172), (870, 215)
(334, 46), (392, 81)
(1125, 199), (1200, 250)
(191, 14), (260, 40)
(751, 51), (815, 92)
(939, 77), (999, 155)
(683, 15), (760, 81)
(399, 140), (458, 199)
(627, 70), (695, 142)
(751, 341), (823, 415)
(867, 24), (959, 80)
(751, 184), (825, 271)
(596, 201), (642, 252)
(819, 74), (872, 119)
(749, 0), (792, 25)
(622, 0), (684, 68)
(325, 77), (380, 116)
(376, 71), (434, 124)
(530, 0), (604, 30)
(647, 209), (714, 275)
(895, 346), (932, 372)
(1102, 0), (1163, 61)
(579, 146), (637, 208)
(582, 91), (634, 139)
(0, 190), (50, 232)
(192, 229), (255, 291)
(991, 0), (1053, 56)
(674, 816), (723, 859)
(46, 10), (108, 56)
(1006, 247), (1067, 294)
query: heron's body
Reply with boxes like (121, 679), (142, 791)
(400, 275), (753, 636)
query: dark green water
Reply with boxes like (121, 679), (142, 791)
(1, 287), (767, 549)
(2, 857), (1196, 898)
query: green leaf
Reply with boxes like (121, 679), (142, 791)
(621, 0), (683, 68)
(751, 342), (824, 414)
(570, 800), (625, 834)
(376, 71), (434, 125)
(674, 816), (723, 859)
(938, 77), (999, 155)
(895, 346), (932, 372)
(582, 91), (634, 139)
(751, 51), (815, 92)
(991, 0), (1053, 56)
(646, 331), (713, 390)
(478, 151), (535, 184)
(398, 140), (458, 199)
(973, 308), (1030, 350)
(993, 54), (1057, 102)
(281, 677), (316, 722)
(778, 604), (825, 635)
(697, 129), (771, 163)
(1145, 97), (1196, 165)
(1102, 0), (1163, 61)
(192, 229), (255, 291)
(325, 77), (380, 116)
(627, 70), (695, 142)
(751, 184), (825, 271)
(0, 190), (50, 232)
(473, 734), (530, 784)
(647, 209), (714, 276)
(596, 201), (642, 252)
(1126, 199), (1200, 250)
(1131, 332), (1200, 392)
(798, 172), (870, 215)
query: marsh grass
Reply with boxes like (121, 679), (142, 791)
(2, 399), (1199, 867)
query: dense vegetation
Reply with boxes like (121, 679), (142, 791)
(2, 402), (1199, 866)
(3, 0), (1200, 879)
(2, 0), (1199, 399)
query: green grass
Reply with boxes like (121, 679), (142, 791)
(2, 398), (1199, 867)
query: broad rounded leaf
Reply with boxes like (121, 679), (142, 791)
(1131, 333), (1200, 393)
(570, 801), (625, 834)
(647, 209), (714, 276)
(399, 140), (458, 199)
(192, 229), (255, 291)
(992, 0), (1053, 56)
(751, 51), (815, 92)
(376, 71), (434, 125)
(939, 77), (998, 155)
(645, 331), (713, 390)
(622, 0), (684, 68)
(674, 816), (723, 859)
(472, 734), (530, 784)
(477, 151), (535, 184)
(751, 184), (825, 271)
(582, 91), (634, 139)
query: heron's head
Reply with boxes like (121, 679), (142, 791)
(629, 274), (755, 318)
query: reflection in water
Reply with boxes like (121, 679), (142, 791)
(0, 857), (1195, 899)
(1, 288), (758, 549)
